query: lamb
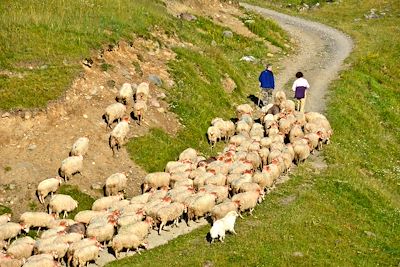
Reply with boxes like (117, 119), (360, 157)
(0, 213), (11, 225)
(0, 222), (28, 243)
(6, 236), (35, 260)
(210, 200), (240, 221)
(132, 100), (147, 125)
(104, 102), (127, 129)
(209, 219), (225, 243)
(20, 212), (55, 232)
(37, 177), (63, 204)
(105, 172), (128, 196)
(135, 82), (150, 101)
(207, 126), (221, 148)
(109, 117), (130, 157)
(92, 194), (124, 211)
(155, 202), (186, 234)
(118, 217), (153, 239)
(70, 137), (90, 157)
(72, 244), (101, 267)
(118, 83), (134, 105)
(142, 172), (171, 193)
(231, 190), (263, 217)
(111, 233), (148, 258)
(187, 193), (217, 222)
(59, 155), (83, 181)
(48, 194), (78, 218)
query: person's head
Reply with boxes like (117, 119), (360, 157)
(296, 72), (303, 78)
(266, 64), (272, 71)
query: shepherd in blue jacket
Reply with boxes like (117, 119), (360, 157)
(258, 64), (275, 106)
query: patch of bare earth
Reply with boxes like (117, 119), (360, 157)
(0, 34), (182, 219)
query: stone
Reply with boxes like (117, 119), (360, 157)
(157, 108), (165, 113)
(8, 184), (16, 190)
(40, 64), (48, 70)
(211, 40), (217, 47)
(1, 112), (10, 118)
(91, 183), (103, 190)
(83, 114), (88, 119)
(222, 30), (233, 38)
(267, 53), (274, 57)
(96, 250), (116, 266)
(179, 12), (197, 21)
(24, 111), (32, 120)
(85, 96), (92, 100)
(364, 231), (376, 237)
(240, 55), (256, 62)
(157, 92), (166, 99)
(148, 74), (162, 87)
(27, 144), (37, 151)
(293, 251), (304, 257)
(150, 99), (161, 108)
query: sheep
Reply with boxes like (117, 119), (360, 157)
(0, 254), (22, 267)
(6, 236), (35, 260)
(147, 187), (169, 202)
(268, 149), (282, 165)
(142, 172), (171, 193)
(118, 83), (134, 105)
(92, 194), (124, 211)
(36, 177), (63, 204)
(118, 217), (153, 239)
(266, 104), (281, 115)
(105, 172), (128, 196)
(111, 233), (148, 258)
(72, 244), (101, 267)
(117, 210), (145, 227)
(119, 203), (144, 214)
(209, 219), (225, 243)
(282, 100), (296, 114)
(239, 182), (261, 193)
(229, 134), (247, 146)
(211, 119), (235, 142)
(109, 199), (130, 211)
(135, 82), (150, 101)
(252, 171), (274, 191)
(202, 184), (229, 204)
(104, 102), (127, 129)
(109, 117), (130, 157)
(48, 194), (78, 219)
(165, 161), (193, 174)
(305, 111), (327, 123)
(173, 178), (193, 188)
(155, 202), (186, 234)
(289, 124), (304, 144)
(65, 223), (86, 235)
(59, 155), (83, 181)
(66, 237), (99, 266)
(231, 190), (263, 217)
(207, 126), (221, 148)
(86, 221), (116, 244)
(304, 132), (320, 152)
(132, 100), (147, 125)
(169, 188), (195, 203)
(236, 120), (251, 135)
(40, 227), (66, 239)
(70, 137), (90, 157)
(187, 193), (217, 222)
(210, 200), (240, 221)
(259, 147), (270, 168)
(204, 173), (227, 187)
(20, 212), (55, 232)
(293, 142), (310, 165)
(236, 104), (253, 119)
(23, 254), (57, 267)
(221, 210), (239, 235)
(74, 210), (107, 224)
(178, 148), (198, 162)
(274, 91), (287, 108)
(230, 176), (252, 195)
(36, 241), (69, 261)
(0, 213), (11, 225)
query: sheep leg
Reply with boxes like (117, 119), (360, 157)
(63, 211), (67, 219)
(238, 212), (244, 219)
(158, 222), (164, 235)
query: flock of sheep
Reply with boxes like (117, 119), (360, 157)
(0, 88), (332, 267)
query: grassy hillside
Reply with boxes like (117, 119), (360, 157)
(109, 0), (400, 266)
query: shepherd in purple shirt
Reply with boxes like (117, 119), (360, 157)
(292, 71), (310, 112)
(258, 64), (275, 106)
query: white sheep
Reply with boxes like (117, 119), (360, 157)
(22, 254), (56, 267)
(207, 126), (221, 148)
(86, 221), (116, 244)
(133, 99), (147, 125)
(111, 233), (148, 258)
(236, 120), (251, 135)
(67, 237), (99, 266)
(0, 222), (27, 243)
(70, 137), (90, 157)
(19, 212), (55, 232)
(0, 254), (22, 267)
(231, 190), (263, 217)
(142, 172), (171, 193)
(129, 192), (154, 205)
(210, 200), (240, 221)
(48, 194), (78, 218)
(155, 202), (186, 234)
(37, 177), (63, 204)
(118, 217), (153, 239)
(36, 241), (69, 261)
(274, 91), (287, 108)
(118, 83), (134, 105)
(236, 104), (253, 119)
(0, 213), (11, 225)
(92, 194), (124, 211)
(104, 102), (127, 129)
(187, 193), (217, 222)
(59, 155), (83, 181)
(178, 148), (198, 162)
(293, 142), (310, 165)
(105, 172), (128, 196)
(209, 219), (225, 243)
(74, 210), (107, 224)
(117, 211), (145, 227)
(109, 117), (130, 156)
(72, 244), (101, 267)
(135, 82), (150, 101)
(6, 236), (35, 260)
(202, 184), (229, 204)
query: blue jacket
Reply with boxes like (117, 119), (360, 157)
(259, 70), (275, 89)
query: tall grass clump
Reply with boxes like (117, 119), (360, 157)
(0, 0), (173, 110)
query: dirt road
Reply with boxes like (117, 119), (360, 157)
(241, 3), (353, 113)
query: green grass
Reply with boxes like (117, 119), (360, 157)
(59, 184), (95, 219)
(110, 0), (400, 266)
(0, 205), (12, 215)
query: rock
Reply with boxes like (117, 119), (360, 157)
(91, 183), (103, 190)
(203, 260), (214, 267)
(148, 74), (162, 86)
(157, 108), (165, 113)
(150, 99), (161, 108)
(27, 144), (37, 151)
(157, 92), (166, 99)
(8, 184), (16, 190)
(179, 12), (197, 21)
(1, 112), (10, 118)
(364, 231), (376, 237)
(85, 96), (92, 100)
(222, 30), (233, 38)
(267, 53), (274, 57)
(244, 19), (255, 25)
(96, 250), (116, 267)
(240, 55), (256, 62)
(40, 64), (48, 70)
(293, 251), (304, 257)
(83, 114), (88, 119)
(24, 111), (32, 120)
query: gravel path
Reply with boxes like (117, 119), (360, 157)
(241, 3), (353, 113)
